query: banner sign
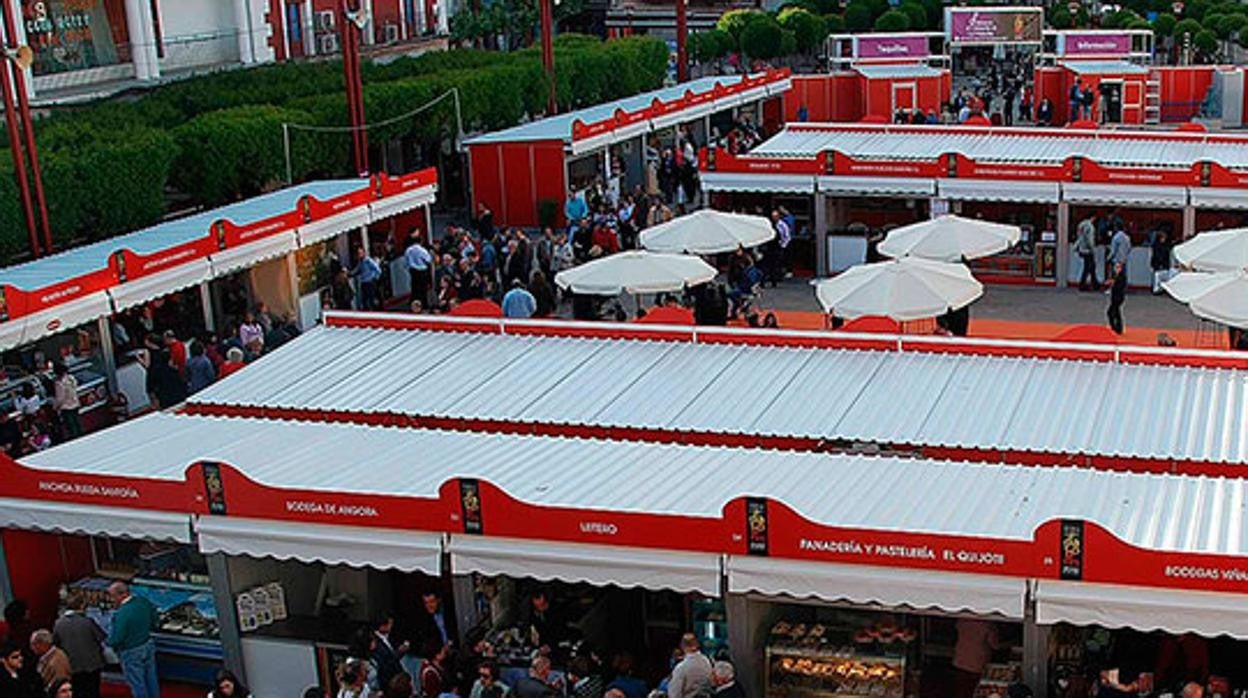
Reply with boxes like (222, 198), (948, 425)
(857, 35), (930, 60)
(1061, 32), (1132, 56)
(947, 8), (1043, 44)
(22, 0), (123, 75)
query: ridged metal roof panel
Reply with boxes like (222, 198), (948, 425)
(21, 413), (1248, 556)
(750, 127), (1248, 169)
(188, 326), (1248, 465)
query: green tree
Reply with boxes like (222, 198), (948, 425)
(1202, 12), (1225, 35)
(1152, 12), (1177, 36)
(778, 7), (828, 52)
(1126, 17), (1152, 29)
(1193, 28), (1219, 55)
(873, 8), (910, 31)
(843, 1), (873, 31)
(824, 13), (846, 34)
(1173, 18), (1203, 39)
(740, 14), (786, 59)
(1049, 5), (1073, 29)
(689, 29), (733, 62)
(779, 29), (799, 56)
(717, 9), (767, 49)
(1215, 12), (1247, 39)
(898, 1), (927, 30)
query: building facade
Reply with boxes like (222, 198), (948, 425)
(11, 0), (448, 101)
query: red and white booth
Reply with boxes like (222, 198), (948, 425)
(6, 315), (1248, 695)
(701, 123), (1248, 279)
(465, 71), (791, 229)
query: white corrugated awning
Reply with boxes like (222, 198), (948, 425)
(0, 497), (191, 542)
(0, 291), (112, 351)
(1189, 187), (1248, 210)
(1035, 580), (1248, 639)
(371, 184), (439, 221)
(108, 258), (213, 313)
(449, 535), (722, 596)
(855, 64), (943, 80)
(701, 172), (815, 194)
(940, 178), (1060, 203)
(818, 175), (935, 197)
(1064, 60), (1150, 76)
(727, 555), (1025, 618)
(196, 516), (442, 573)
(210, 231), (298, 278)
(1062, 182), (1188, 208)
(298, 207), (371, 248)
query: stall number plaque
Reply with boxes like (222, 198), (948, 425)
(746, 497), (769, 556)
(459, 478), (483, 534)
(201, 462), (228, 515)
(1059, 519), (1084, 580)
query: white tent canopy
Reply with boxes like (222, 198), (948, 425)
(0, 497), (192, 542)
(553, 250), (717, 295)
(1162, 270), (1248, 326)
(814, 257), (983, 321)
(196, 516), (443, 574)
(1173, 228), (1248, 273)
(448, 535), (722, 596)
(639, 210), (775, 255)
(728, 555), (1025, 618)
(878, 215), (1022, 263)
(1035, 580), (1248, 639)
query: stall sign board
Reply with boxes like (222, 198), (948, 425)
(1060, 32), (1132, 56)
(946, 7), (1043, 45)
(746, 497), (769, 556)
(459, 478), (483, 534)
(856, 35), (930, 60)
(1059, 519), (1084, 580)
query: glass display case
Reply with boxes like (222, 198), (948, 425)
(765, 644), (905, 698)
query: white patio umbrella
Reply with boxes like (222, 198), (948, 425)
(814, 257), (984, 321)
(1172, 228), (1248, 273)
(1162, 270), (1248, 326)
(639, 209), (775, 255)
(877, 214), (1022, 262)
(554, 250), (717, 295)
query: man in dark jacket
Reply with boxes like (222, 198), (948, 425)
(370, 615), (407, 691)
(712, 660), (745, 698)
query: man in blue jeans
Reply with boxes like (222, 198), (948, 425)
(107, 582), (160, 698)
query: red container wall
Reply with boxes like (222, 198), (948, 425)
(469, 140), (567, 229)
(1156, 66), (1216, 122)
(1, 531), (93, 627)
(783, 73), (865, 122)
(1033, 67), (1067, 123)
(371, 0), (403, 42)
(865, 78), (891, 117)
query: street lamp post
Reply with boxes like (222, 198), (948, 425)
(541, 0), (556, 114)
(676, 0), (687, 82)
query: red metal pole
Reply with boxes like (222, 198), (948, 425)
(0, 0), (49, 253)
(339, 0), (367, 175)
(676, 0), (687, 82)
(0, 59), (38, 258)
(540, 0), (555, 114)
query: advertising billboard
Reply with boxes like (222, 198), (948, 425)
(946, 7), (1044, 44)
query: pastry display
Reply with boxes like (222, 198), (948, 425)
(766, 621), (907, 698)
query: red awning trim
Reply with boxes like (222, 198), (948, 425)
(6, 448), (1248, 597)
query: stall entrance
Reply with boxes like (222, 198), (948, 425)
(1099, 80), (1124, 123)
(892, 83), (917, 113)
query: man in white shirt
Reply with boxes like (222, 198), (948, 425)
(405, 231), (433, 308)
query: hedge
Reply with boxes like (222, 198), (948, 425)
(0, 35), (668, 263)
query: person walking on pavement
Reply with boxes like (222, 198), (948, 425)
(29, 630), (70, 694)
(405, 231), (433, 309)
(53, 593), (105, 698)
(1075, 214), (1099, 291)
(1106, 226), (1132, 335)
(106, 582), (160, 698)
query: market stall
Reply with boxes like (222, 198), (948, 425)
(464, 71), (791, 228)
(8, 390), (1248, 696)
(0, 169), (437, 428)
(701, 123), (1248, 278)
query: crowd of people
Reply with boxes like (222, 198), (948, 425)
(312, 594), (748, 698)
